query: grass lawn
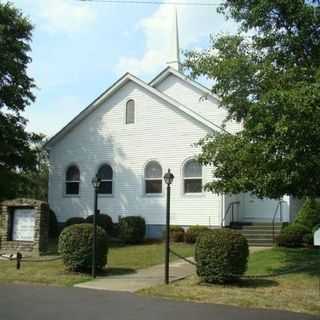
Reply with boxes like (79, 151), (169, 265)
(140, 248), (320, 316)
(0, 241), (194, 287)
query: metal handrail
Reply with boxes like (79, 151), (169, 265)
(272, 199), (284, 243)
(221, 201), (240, 227)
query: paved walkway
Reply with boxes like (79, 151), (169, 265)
(0, 284), (316, 320)
(75, 258), (195, 292)
(75, 246), (269, 292)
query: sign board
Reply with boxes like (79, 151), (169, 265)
(314, 228), (320, 246)
(12, 209), (35, 241)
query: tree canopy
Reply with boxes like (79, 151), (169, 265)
(185, 0), (320, 199)
(0, 2), (44, 200)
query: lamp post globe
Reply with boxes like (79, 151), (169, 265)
(91, 175), (101, 189)
(164, 169), (174, 185)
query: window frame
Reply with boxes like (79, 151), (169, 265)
(182, 159), (203, 195)
(144, 160), (163, 196)
(64, 164), (80, 197)
(125, 99), (135, 125)
(97, 163), (114, 197)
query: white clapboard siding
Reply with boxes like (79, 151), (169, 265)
(48, 80), (222, 226)
(154, 73), (242, 134)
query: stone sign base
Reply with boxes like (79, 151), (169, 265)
(0, 199), (49, 256)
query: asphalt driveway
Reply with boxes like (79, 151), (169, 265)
(0, 284), (317, 320)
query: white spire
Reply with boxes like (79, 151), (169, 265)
(167, 7), (181, 72)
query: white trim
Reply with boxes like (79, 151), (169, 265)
(45, 71), (227, 149)
(143, 160), (163, 196)
(181, 157), (203, 196)
(125, 99), (135, 125)
(149, 67), (221, 103)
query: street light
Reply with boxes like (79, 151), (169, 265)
(164, 169), (174, 284)
(91, 175), (101, 278)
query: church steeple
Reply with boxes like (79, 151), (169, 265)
(167, 7), (181, 72)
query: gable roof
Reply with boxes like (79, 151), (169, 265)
(149, 66), (220, 103)
(45, 70), (227, 149)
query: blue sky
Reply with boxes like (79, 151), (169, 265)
(11, 0), (238, 137)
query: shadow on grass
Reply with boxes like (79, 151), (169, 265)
(272, 248), (320, 277)
(96, 267), (136, 277)
(199, 278), (278, 289)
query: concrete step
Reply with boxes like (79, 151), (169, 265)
(230, 223), (281, 247)
(241, 233), (279, 240)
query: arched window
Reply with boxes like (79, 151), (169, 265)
(65, 165), (80, 195)
(145, 161), (162, 194)
(126, 99), (135, 124)
(183, 159), (202, 193)
(97, 164), (113, 194)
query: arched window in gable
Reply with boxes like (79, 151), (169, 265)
(126, 99), (135, 124)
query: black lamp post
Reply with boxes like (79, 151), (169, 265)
(91, 175), (101, 278)
(164, 169), (174, 284)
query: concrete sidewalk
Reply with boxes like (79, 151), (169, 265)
(75, 246), (269, 292)
(75, 258), (195, 292)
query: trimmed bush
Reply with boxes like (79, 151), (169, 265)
(64, 217), (86, 228)
(86, 214), (114, 236)
(169, 226), (185, 242)
(276, 223), (310, 247)
(48, 209), (59, 239)
(112, 223), (120, 238)
(58, 223), (108, 271)
(313, 224), (320, 233)
(185, 226), (210, 244)
(119, 216), (146, 244)
(195, 229), (249, 284)
(303, 233), (314, 248)
(294, 198), (320, 232)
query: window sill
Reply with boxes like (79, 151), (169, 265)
(98, 194), (114, 198)
(142, 193), (164, 198)
(63, 194), (80, 198)
(183, 193), (205, 198)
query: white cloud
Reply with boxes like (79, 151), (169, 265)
(39, 0), (96, 33)
(14, 0), (97, 34)
(115, 0), (238, 77)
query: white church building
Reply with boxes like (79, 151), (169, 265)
(45, 11), (302, 240)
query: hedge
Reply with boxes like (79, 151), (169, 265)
(195, 229), (249, 284)
(185, 226), (210, 244)
(86, 214), (114, 236)
(119, 216), (146, 244)
(58, 223), (108, 271)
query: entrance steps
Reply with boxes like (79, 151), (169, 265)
(229, 223), (282, 247)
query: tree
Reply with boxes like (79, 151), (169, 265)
(0, 2), (42, 200)
(185, 0), (320, 199)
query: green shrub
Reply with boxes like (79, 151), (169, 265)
(119, 216), (146, 244)
(313, 224), (320, 233)
(86, 214), (114, 236)
(58, 223), (108, 271)
(302, 233), (314, 247)
(294, 198), (320, 232)
(195, 229), (249, 284)
(64, 217), (86, 228)
(165, 225), (184, 242)
(112, 223), (120, 238)
(185, 226), (210, 244)
(276, 223), (310, 247)
(48, 209), (59, 239)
